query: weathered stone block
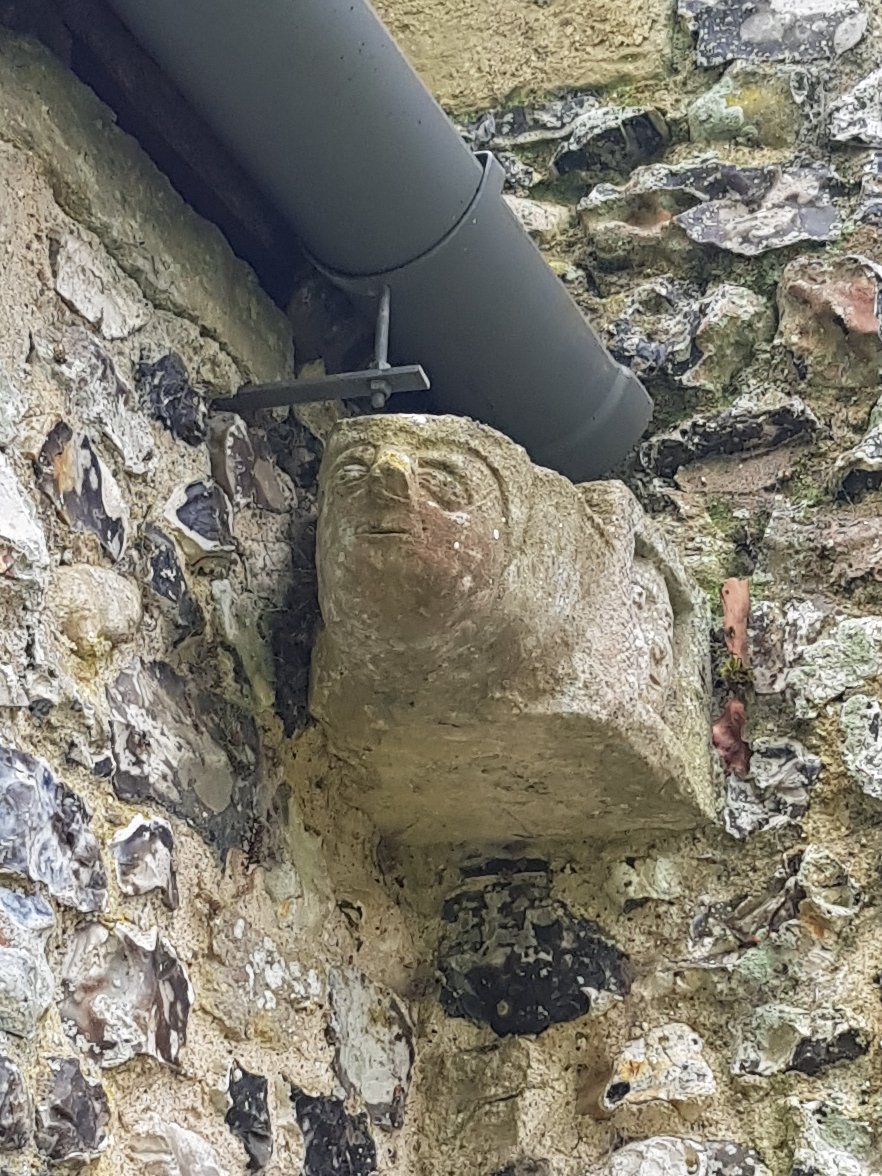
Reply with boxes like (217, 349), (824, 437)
(375, 0), (672, 112)
(311, 415), (713, 844)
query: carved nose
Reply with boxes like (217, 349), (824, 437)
(370, 449), (415, 501)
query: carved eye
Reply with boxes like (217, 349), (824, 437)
(418, 463), (470, 511)
(334, 446), (374, 484)
(338, 461), (370, 483)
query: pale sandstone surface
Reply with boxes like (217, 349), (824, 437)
(311, 413), (714, 842)
(375, 0), (673, 111)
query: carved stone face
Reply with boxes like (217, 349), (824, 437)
(631, 559), (675, 707)
(318, 419), (509, 642)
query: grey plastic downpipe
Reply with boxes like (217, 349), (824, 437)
(105, 0), (652, 481)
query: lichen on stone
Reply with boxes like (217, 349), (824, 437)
(832, 392), (882, 497)
(461, 93), (601, 150)
(785, 614), (882, 718)
(688, 62), (806, 147)
(0, 1056), (30, 1152)
(608, 279), (773, 394)
(830, 66), (882, 145)
(733, 1003), (868, 1077)
(840, 693), (882, 799)
(776, 254), (882, 388)
(641, 392), (818, 481)
(723, 738), (821, 838)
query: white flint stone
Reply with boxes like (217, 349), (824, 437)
(0, 362), (24, 446)
(162, 480), (236, 569)
(53, 233), (151, 339)
(733, 1003), (866, 1076)
(111, 815), (179, 909)
(211, 581), (276, 712)
(830, 67), (882, 146)
(586, 1136), (771, 1176)
(0, 452), (49, 585)
(832, 391), (882, 490)
(840, 693), (882, 799)
(602, 1022), (715, 1109)
(503, 195), (574, 243)
(50, 564), (143, 657)
(129, 1116), (231, 1176)
(797, 845), (861, 927)
(56, 326), (156, 474)
(787, 616), (882, 718)
(0, 888), (54, 1038)
(329, 967), (414, 1127)
(604, 857), (682, 907)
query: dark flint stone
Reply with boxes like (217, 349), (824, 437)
(678, 0), (866, 66)
(0, 1056), (30, 1151)
(642, 397), (818, 480)
(290, 1087), (377, 1176)
(35, 422), (127, 560)
(706, 1141), (770, 1175)
(439, 864), (630, 1036)
(552, 108), (669, 176)
(35, 1058), (109, 1163)
(270, 515), (319, 736)
(107, 658), (259, 856)
(174, 480), (234, 550)
(140, 525), (204, 637)
(138, 352), (206, 445)
(227, 1064), (272, 1171)
(789, 1029), (868, 1076)
(0, 744), (106, 912)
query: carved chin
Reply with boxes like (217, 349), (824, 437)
(325, 542), (501, 637)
